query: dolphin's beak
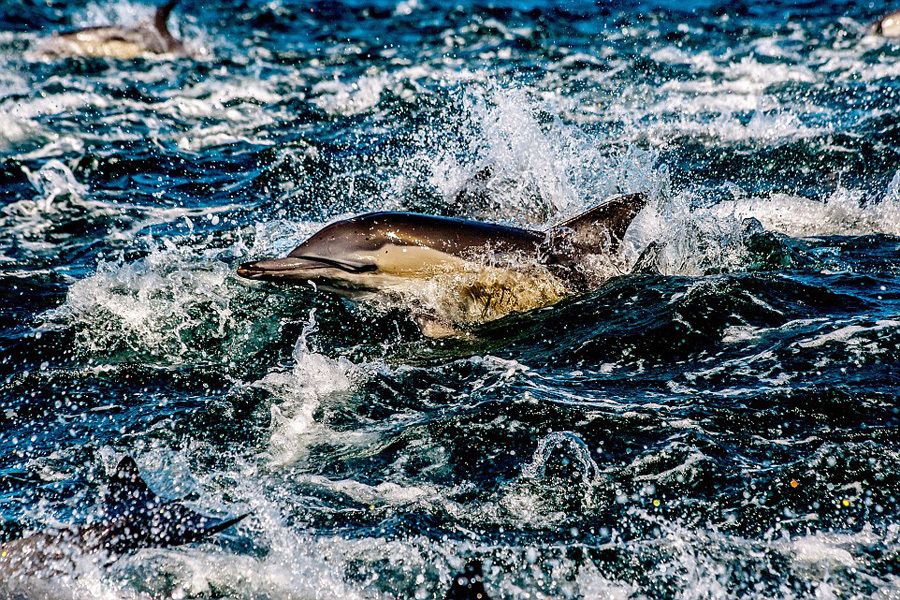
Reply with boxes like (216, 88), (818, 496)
(236, 257), (328, 280)
(237, 255), (376, 280)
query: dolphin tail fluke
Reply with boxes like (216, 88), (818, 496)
(144, 504), (249, 548)
(104, 501), (248, 554)
(199, 512), (251, 537)
(551, 192), (648, 255)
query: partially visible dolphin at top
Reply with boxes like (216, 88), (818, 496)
(237, 193), (648, 335)
(871, 10), (900, 37)
(0, 456), (245, 595)
(38, 0), (185, 59)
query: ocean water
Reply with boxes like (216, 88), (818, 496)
(0, 0), (899, 597)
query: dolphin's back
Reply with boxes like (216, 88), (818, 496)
(292, 212), (546, 260)
(290, 194), (648, 265)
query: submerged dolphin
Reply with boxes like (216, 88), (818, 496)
(0, 457), (245, 593)
(238, 193), (647, 334)
(39, 0), (185, 59)
(872, 10), (900, 37)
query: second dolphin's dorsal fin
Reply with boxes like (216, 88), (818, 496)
(106, 456), (160, 506)
(550, 192), (648, 255)
(100, 456), (249, 555)
(154, 0), (178, 40)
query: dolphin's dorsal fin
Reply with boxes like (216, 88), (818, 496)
(154, 0), (178, 40)
(550, 192), (648, 255)
(100, 457), (248, 555)
(106, 456), (159, 506)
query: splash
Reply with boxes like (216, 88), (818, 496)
(712, 177), (900, 238)
(422, 87), (665, 225)
(253, 309), (368, 466)
(521, 431), (601, 484)
(41, 238), (273, 365)
(0, 160), (111, 256)
(498, 432), (607, 527)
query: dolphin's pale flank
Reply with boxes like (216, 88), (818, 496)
(872, 10), (900, 37)
(238, 193), (648, 334)
(38, 0), (185, 59)
(0, 457), (245, 595)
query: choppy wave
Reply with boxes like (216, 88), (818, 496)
(1, 0), (899, 598)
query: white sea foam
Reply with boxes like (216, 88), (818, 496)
(4, 91), (112, 121)
(625, 172), (900, 278)
(622, 192), (751, 277)
(73, 1), (152, 29)
(117, 543), (368, 599)
(176, 126), (276, 152)
(253, 310), (369, 466)
(0, 112), (43, 150)
(394, 0), (421, 16)
(794, 319), (899, 354)
(712, 180), (900, 237)
(297, 474), (437, 507)
(787, 533), (858, 571)
(41, 236), (259, 363)
(310, 64), (481, 116)
(0, 160), (110, 256)
(312, 74), (388, 115)
(421, 86), (666, 226)
(1, 158), (252, 259)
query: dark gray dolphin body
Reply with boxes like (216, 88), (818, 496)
(0, 457), (245, 593)
(237, 193), (647, 333)
(39, 0), (185, 58)
(872, 10), (900, 37)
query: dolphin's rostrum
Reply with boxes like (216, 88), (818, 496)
(238, 193), (648, 333)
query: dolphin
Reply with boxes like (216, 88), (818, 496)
(38, 0), (185, 59)
(0, 457), (246, 593)
(872, 10), (900, 37)
(237, 193), (647, 334)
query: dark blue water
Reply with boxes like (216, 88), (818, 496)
(1, 0), (899, 597)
